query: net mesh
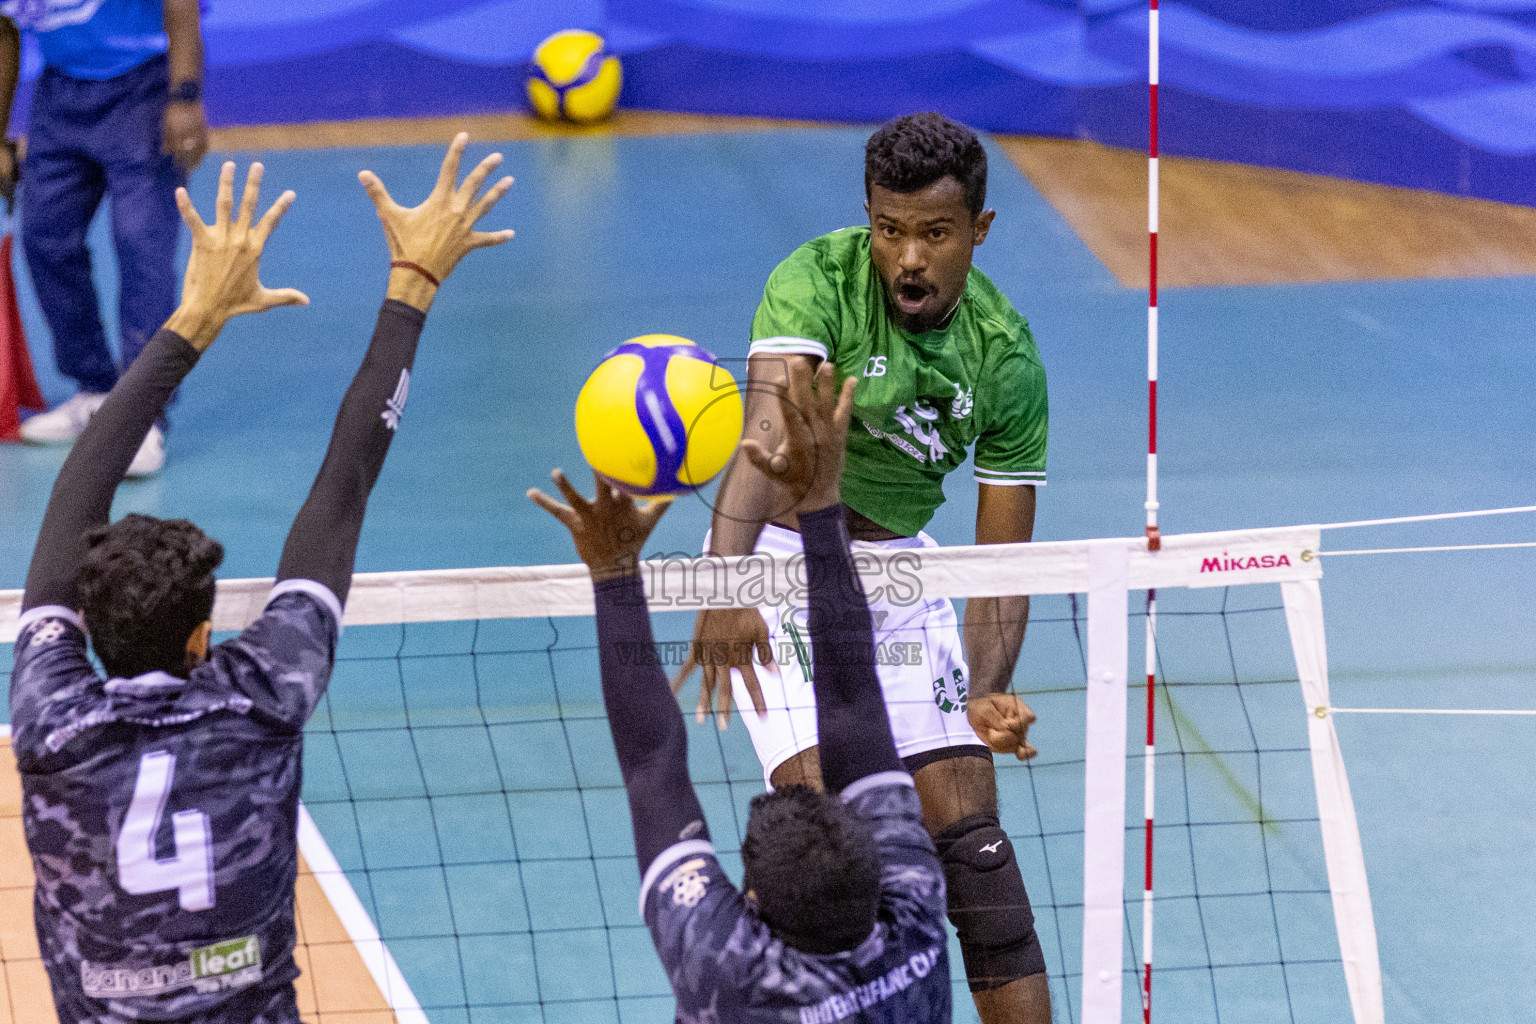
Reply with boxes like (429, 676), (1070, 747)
(0, 576), (1354, 1024)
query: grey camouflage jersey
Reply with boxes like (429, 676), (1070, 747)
(643, 778), (952, 1024)
(9, 583), (339, 1024)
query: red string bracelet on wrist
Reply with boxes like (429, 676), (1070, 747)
(390, 261), (440, 287)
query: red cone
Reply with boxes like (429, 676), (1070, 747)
(0, 231), (44, 442)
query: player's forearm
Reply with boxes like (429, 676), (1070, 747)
(800, 505), (904, 794)
(162, 0), (204, 88)
(964, 595), (1029, 697)
(706, 449), (774, 555)
(967, 483), (1036, 696)
(23, 331), (200, 611)
(276, 300), (424, 602)
(594, 573), (711, 873)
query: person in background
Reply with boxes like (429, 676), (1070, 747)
(0, 0), (209, 476)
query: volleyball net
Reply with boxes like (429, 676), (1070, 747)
(2, 515), (1533, 1023)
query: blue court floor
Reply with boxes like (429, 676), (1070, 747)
(2, 128), (1534, 1023)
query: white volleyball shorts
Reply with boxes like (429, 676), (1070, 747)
(706, 523), (982, 787)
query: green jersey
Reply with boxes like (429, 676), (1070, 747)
(749, 227), (1048, 537)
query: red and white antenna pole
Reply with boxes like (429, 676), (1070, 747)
(1143, 1), (1160, 1023)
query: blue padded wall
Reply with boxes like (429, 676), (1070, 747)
(9, 1), (1535, 205)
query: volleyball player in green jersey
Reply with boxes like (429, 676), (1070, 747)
(673, 113), (1051, 1023)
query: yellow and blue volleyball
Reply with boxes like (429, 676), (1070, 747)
(526, 29), (622, 125)
(575, 335), (743, 497)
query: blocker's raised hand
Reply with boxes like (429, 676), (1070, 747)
(359, 132), (516, 288)
(168, 161), (307, 351)
(529, 469), (670, 583)
(738, 359), (856, 517)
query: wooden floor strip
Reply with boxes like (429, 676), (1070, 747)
(1, 734), (399, 1023)
(997, 135), (1536, 287)
(209, 109), (836, 153)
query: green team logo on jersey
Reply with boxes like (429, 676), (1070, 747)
(751, 226), (1048, 537)
(191, 936), (261, 980)
(933, 669), (968, 714)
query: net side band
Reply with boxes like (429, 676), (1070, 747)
(0, 524), (1321, 642)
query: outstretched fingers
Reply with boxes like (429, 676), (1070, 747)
(457, 152), (504, 207)
(716, 670), (735, 730)
(435, 132), (469, 196)
(174, 187), (206, 236)
(357, 170), (398, 216)
(697, 665), (718, 724)
(254, 189), (297, 244)
(669, 655), (699, 696)
(237, 163), (264, 228)
(469, 228), (517, 250)
(258, 286), (310, 309)
(637, 497), (671, 539)
(472, 175), (515, 221)
(214, 161), (236, 226)
(527, 486), (582, 533)
(738, 659), (769, 718)
(550, 468), (593, 514)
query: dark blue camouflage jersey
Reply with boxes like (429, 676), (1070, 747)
(9, 581), (340, 1024)
(643, 777), (952, 1024)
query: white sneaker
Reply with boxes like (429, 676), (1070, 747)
(19, 391), (107, 444)
(126, 425), (165, 478)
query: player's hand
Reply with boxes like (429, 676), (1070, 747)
(670, 607), (772, 730)
(738, 358), (855, 516)
(166, 161), (307, 352)
(967, 693), (1038, 760)
(163, 99), (209, 173)
(359, 132), (515, 305)
(528, 469), (670, 582)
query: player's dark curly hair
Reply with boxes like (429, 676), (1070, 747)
(865, 111), (988, 218)
(742, 784), (882, 954)
(76, 514), (224, 679)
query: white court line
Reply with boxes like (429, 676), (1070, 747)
(297, 804), (428, 1024)
(1320, 504), (1536, 530)
(1330, 707), (1536, 716)
(1, 725), (424, 1024)
(1319, 541), (1536, 557)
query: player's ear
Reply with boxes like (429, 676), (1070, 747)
(972, 209), (996, 246)
(185, 620), (212, 669)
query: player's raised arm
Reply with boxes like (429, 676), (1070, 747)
(528, 473), (713, 874)
(738, 360), (905, 794)
(23, 162), (303, 613)
(275, 134), (514, 602)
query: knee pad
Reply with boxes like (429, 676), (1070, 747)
(935, 813), (1048, 990)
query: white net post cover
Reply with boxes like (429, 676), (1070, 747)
(1281, 578), (1384, 1024)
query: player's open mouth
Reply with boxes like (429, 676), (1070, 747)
(895, 281), (930, 315)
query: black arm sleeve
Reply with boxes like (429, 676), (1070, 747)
(22, 330), (200, 612)
(276, 299), (425, 603)
(594, 573), (711, 875)
(799, 504), (905, 795)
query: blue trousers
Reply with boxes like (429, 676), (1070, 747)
(22, 54), (183, 397)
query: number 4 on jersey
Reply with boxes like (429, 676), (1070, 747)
(116, 751), (215, 911)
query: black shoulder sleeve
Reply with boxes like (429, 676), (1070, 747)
(798, 504), (905, 795)
(276, 299), (425, 604)
(22, 330), (199, 612)
(594, 573), (711, 875)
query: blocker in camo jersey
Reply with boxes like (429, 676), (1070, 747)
(749, 226), (1047, 538)
(644, 780), (951, 1024)
(9, 583), (339, 1024)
